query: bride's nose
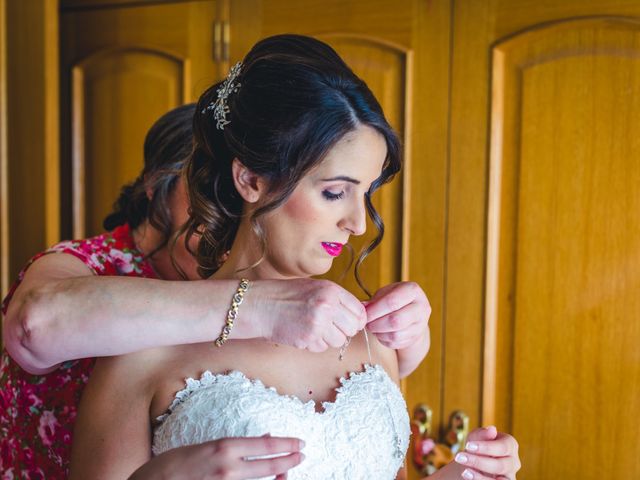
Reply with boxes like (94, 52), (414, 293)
(339, 200), (367, 236)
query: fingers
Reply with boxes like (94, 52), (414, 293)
(241, 452), (304, 479)
(214, 436), (304, 458)
(466, 425), (498, 442)
(323, 323), (351, 349)
(366, 299), (427, 350)
(456, 452), (516, 478)
(465, 435), (516, 458)
(306, 339), (330, 353)
(456, 429), (521, 479)
(336, 288), (367, 330)
(372, 328), (421, 350)
(210, 436), (305, 479)
(461, 469), (515, 480)
(366, 281), (429, 320)
(460, 468), (499, 480)
(364, 283), (407, 321)
(366, 303), (421, 334)
(331, 305), (361, 339)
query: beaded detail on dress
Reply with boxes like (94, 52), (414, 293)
(152, 364), (410, 479)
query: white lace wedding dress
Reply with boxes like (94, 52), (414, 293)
(152, 341), (410, 479)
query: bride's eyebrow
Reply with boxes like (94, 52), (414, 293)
(320, 176), (360, 184)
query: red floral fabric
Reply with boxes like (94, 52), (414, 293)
(0, 225), (157, 479)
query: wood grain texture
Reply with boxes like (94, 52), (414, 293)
(5, 0), (59, 285)
(403, 3), (452, 478)
(60, 0), (210, 10)
(0, 0), (7, 305)
(71, 48), (188, 237)
(448, 1), (640, 478)
(443, 0), (494, 432)
(486, 17), (640, 478)
(60, 0), (218, 238)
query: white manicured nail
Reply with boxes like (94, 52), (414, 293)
(462, 469), (474, 480)
(456, 453), (469, 464)
(465, 442), (479, 452)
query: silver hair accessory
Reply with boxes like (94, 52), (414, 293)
(202, 61), (243, 130)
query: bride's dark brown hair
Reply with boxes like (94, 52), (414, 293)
(183, 34), (401, 294)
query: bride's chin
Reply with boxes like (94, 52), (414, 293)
(313, 261), (336, 277)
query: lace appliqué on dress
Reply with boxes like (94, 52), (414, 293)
(153, 364), (410, 480)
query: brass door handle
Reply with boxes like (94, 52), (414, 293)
(410, 406), (470, 476)
(444, 409), (470, 454)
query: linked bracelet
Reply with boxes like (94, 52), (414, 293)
(215, 278), (250, 347)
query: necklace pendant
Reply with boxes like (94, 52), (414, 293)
(338, 336), (352, 361)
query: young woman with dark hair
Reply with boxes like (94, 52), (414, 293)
(1, 101), (433, 479)
(68, 35), (520, 480)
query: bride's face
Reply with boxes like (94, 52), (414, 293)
(259, 124), (388, 278)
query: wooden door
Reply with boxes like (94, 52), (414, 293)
(444, 1), (640, 479)
(60, 0), (220, 238)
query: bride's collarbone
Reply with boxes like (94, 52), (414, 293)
(150, 334), (381, 420)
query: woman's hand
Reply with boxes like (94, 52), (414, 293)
(254, 279), (368, 352)
(129, 436), (305, 480)
(364, 282), (431, 377)
(453, 426), (521, 480)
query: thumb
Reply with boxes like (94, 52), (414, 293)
(467, 425), (498, 442)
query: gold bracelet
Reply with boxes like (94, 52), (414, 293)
(215, 278), (250, 347)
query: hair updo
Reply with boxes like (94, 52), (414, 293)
(184, 34), (401, 290)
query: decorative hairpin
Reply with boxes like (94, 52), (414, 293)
(202, 61), (243, 130)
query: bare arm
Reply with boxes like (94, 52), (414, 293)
(3, 253), (367, 374)
(69, 352), (156, 479)
(3, 253), (244, 374)
(396, 329), (430, 379)
(70, 350), (305, 480)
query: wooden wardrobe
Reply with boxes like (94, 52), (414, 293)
(2, 1), (639, 478)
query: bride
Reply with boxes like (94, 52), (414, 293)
(69, 34), (519, 480)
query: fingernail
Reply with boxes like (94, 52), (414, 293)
(455, 453), (469, 464)
(299, 439), (306, 449)
(465, 442), (479, 452)
(462, 469), (474, 480)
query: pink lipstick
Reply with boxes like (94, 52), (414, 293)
(321, 242), (343, 257)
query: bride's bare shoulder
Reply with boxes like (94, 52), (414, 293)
(89, 345), (186, 396)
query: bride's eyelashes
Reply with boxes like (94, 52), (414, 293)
(322, 189), (345, 201)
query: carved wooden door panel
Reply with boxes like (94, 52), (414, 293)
(60, 0), (219, 238)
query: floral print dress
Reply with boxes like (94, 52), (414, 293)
(0, 224), (157, 479)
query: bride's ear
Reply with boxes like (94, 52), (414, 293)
(231, 158), (268, 204)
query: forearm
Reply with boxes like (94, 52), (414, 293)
(6, 276), (266, 372)
(396, 330), (430, 379)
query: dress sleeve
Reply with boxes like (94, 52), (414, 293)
(1, 235), (117, 315)
(42, 239), (108, 276)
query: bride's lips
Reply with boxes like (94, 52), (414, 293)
(321, 242), (343, 257)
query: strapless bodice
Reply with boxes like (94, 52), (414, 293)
(152, 364), (410, 479)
